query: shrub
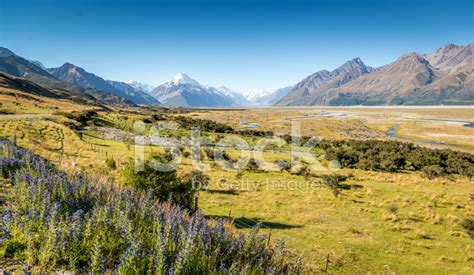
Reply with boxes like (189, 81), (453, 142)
(246, 158), (261, 171)
(122, 154), (196, 209)
(203, 147), (215, 160)
(55, 110), (98, 125)
(321, 174), (351, 198)
(169, 116), (274, 137)
(461, 219), (474, 239)
(105, 157), (117, 170)
(181, 170), (210, 191)
(422, 165), (445, 179)
(387, 204), (399, 214)
(321, 174), (350, 186)
(274, 159), (291, 171)
(319, 139), (474, 179)
(235, 169), (244, 179)
(293, 165), (311, 179)
(182, 150), (191, 158)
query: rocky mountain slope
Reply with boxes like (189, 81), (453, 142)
(277, 43), (473, 106)
(0, 48), (134, 107)
(47, 63), (159, 105)
(0, 72), (107, 107)
(277, 58), (374, 105)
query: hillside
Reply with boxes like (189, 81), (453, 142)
(277, 43), (474, 106)
(0, 55), (136, 106)
(0, 51), (135, 107)
(47, 63), (159, 105)
(0, 72), (109, 108)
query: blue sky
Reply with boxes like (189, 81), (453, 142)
(0, 0), (473, 92)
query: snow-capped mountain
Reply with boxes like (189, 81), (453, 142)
(245, 89), (272, 102)
(163, 72), (200, 86)
(126, 80), (154, 93)
(149, 73), (238, 107)
(216, 86), (250, 106)
(245, 87), (293, 106)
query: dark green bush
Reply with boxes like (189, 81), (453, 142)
(246, 158), (261, 171)
(181, 170), (210, 191)
(122, 154), (196, 209)
(319, 139), (474, 179)
(182, 150), (191, 158)
(461, 219), (474, 239)
(105, 157), (117, 170)
(321, 174), (351, 197)
(293, 165), (311, 179)
(422, 165), (445, 179)
(274, 159), (291, 171)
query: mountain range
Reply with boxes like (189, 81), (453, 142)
(47, 63), (159, 105)
(277, 43), (473, 106)
(0, 48), (135, 107)
(0, 42), (472, 107)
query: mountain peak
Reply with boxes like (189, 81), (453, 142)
(59, 62), (81, 72)
(438, 43), (460, 52)
(398, 52), (422, 59)
(166, 72), (200, 86)
(395, 52), (430, 65)
(339, 57), (367, 69)
(333, 57), (372, 77)
(61, 62), (75, 67)
(245, 89), (271, 101)
(349, 57), (363, 64)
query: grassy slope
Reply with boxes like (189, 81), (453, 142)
(1, 92), (473, 273)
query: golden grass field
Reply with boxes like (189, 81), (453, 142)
(184, 107), (474, 152)
(1, 89), (473, 273)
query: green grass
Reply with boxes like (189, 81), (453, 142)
(198, 167), (474, 273)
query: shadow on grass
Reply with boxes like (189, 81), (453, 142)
(206, 215), (303, 229)
(91, 116), (115, 127)
(338, 183), (364, 190)
(205, 189), (241, 195)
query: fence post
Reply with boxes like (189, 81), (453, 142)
(325, 253), (330, 274)
(267, 229), (272, 247)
